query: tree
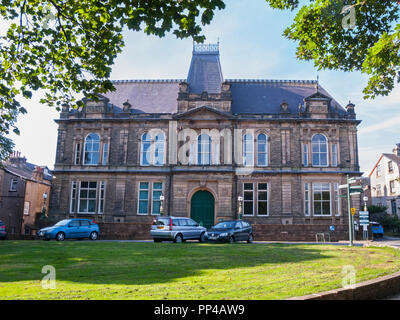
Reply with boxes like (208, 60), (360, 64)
(0, 0), (225, 159)
(265, 0), (400, 99)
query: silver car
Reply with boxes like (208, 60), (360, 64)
(150, 216), (207, 243)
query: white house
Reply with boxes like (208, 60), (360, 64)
(369, 143), (400, 216)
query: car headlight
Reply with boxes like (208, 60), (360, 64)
(219, 232), (228, 237)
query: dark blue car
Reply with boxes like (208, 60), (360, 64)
(37, 219), (100, 241)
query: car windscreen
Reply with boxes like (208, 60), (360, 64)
(54, 219), (70, 226)
(213, 221), (236, 229)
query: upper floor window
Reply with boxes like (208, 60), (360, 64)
(84, 133), (100, 165)
(257, 134), (268, 166)
(376, 164), (381, 177)
(198, 134), (211, 165)
(388, 161), (393, 173)
(141, 132), (165, 166)
(312, 134), (328, 167)
(10, 178), (18, 191)
(331, 144), (338, 167)
(243, 133), (254, 166)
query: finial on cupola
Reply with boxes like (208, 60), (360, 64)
(123, 99), (132, 111)
(346, 100), (355, 115)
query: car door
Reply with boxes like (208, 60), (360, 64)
(234, 221), (244, 240)
(188, 218), (201, 239)
(66, 220), (81, 239)
(79, 220), (91, 238)
(177, 219), (190, 239)
(242, 221), (251, 239)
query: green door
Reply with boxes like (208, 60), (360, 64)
(191, 191), (215, 229)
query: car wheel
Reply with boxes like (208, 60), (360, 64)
(247, 234), (253, 243)
(199, 232), (206, 243)
(56, 232), (65, 241)
(229, 236), (235, 244)
(89, 231), (98, 241)
(174, 234), (183, 243)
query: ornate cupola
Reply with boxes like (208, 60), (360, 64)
(177, 42), (232, 114)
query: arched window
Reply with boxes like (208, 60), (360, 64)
(84, 133), (100, 165)
(154, 132), (165, 166)
(243, 133), (254, 166)
(312, 134), (328, 166)
(141, 131), (165, 166)
(257, 133), (268, 166)
(141, 133), (152, 166)
(198, 134), (211, 165)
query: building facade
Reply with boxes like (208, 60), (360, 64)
(0, 152), (52, 236)
(50, 44), (362, 239)
(369, 143), (400, 216)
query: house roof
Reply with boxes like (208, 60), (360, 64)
(2, 161), (53, 183)
(106, 79), (346, 115)
(368, 153), (400, 177)
(100, 44), (348, 116)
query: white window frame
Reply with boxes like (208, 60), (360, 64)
(243, 133), (254, 167)
(70, 181), (78, 213)
(98, 181), (106, 214)
(257, 134), (268, 167)
(137, 182), (150, 215)
(311, 134), (329, 167)
(331, 144), (338, 167)
(77, 181), (98, 214)
(243, 183), (255, 216)
(83, 133), (101, 166)
(304, 183), (310, 216)
(303, 144), (309, 167)
(256, 183), (269, 216)
(312, 183), (332, 216)
(198, 134), (211, 165)
(151, 182), (164, 215)
(74, 142), (81, 165)
(10, 178), (18, 191)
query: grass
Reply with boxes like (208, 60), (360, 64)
(0, 241), (400, 300)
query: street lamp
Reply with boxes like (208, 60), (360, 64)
(159, 195), (165, 216)
(363, 196), (368, 212)
(238, 196), (243, 220)
(41, 192), (48, 219)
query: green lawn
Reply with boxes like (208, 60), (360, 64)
(0, 241), (400, 300)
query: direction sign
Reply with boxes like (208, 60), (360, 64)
(348, 178), (357, 183)
(350, 185), (363, 189)
(339, 184), (348, 189)
(359, 211), (369, 226)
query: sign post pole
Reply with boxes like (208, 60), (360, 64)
(347, 174), (353, 246)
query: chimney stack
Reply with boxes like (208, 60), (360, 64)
(393, 143), (400, 157)
(32, 166), (44, 181)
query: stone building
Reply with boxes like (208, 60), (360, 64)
(0, 152), (52, 236)
(50, 44), (362, 240)
(369, 143), (400, 216)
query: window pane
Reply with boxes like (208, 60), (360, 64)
(258, 202), (268, 215)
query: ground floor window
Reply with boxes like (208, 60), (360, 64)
(69, 181), (105, 214)
(243, 182), (268, 216)
(138, 182), (164, 215)
(312, 183), (331, 216)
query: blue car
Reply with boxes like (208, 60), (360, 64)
(37, 219), (100, 241)
(371, 222), (384, 238)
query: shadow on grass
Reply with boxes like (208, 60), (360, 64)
(0, 241), (333, 286)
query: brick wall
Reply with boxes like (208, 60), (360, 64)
(96, 222), (371, 242)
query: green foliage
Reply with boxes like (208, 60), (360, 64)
(367, 204), (387, 214)
(265, 0), (400, 99)
(0, 0), (225, 153)
(0, 133), (14, 162)
(376, 213), (400, 234)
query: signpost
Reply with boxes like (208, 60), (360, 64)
(341, 175), (364, 246)
(359, 211), (369, 240)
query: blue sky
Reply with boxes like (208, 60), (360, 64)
(5, 0), (400, 174)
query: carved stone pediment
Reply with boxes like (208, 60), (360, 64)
(173, 105), (235, 120)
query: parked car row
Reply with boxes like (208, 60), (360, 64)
(150, 216), (254, 243)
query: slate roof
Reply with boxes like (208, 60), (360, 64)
(103, 44), (347, 115)
(106, 79), (346, 115)
(187, 50), (223, 94)
(3, 162), (53, 183)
